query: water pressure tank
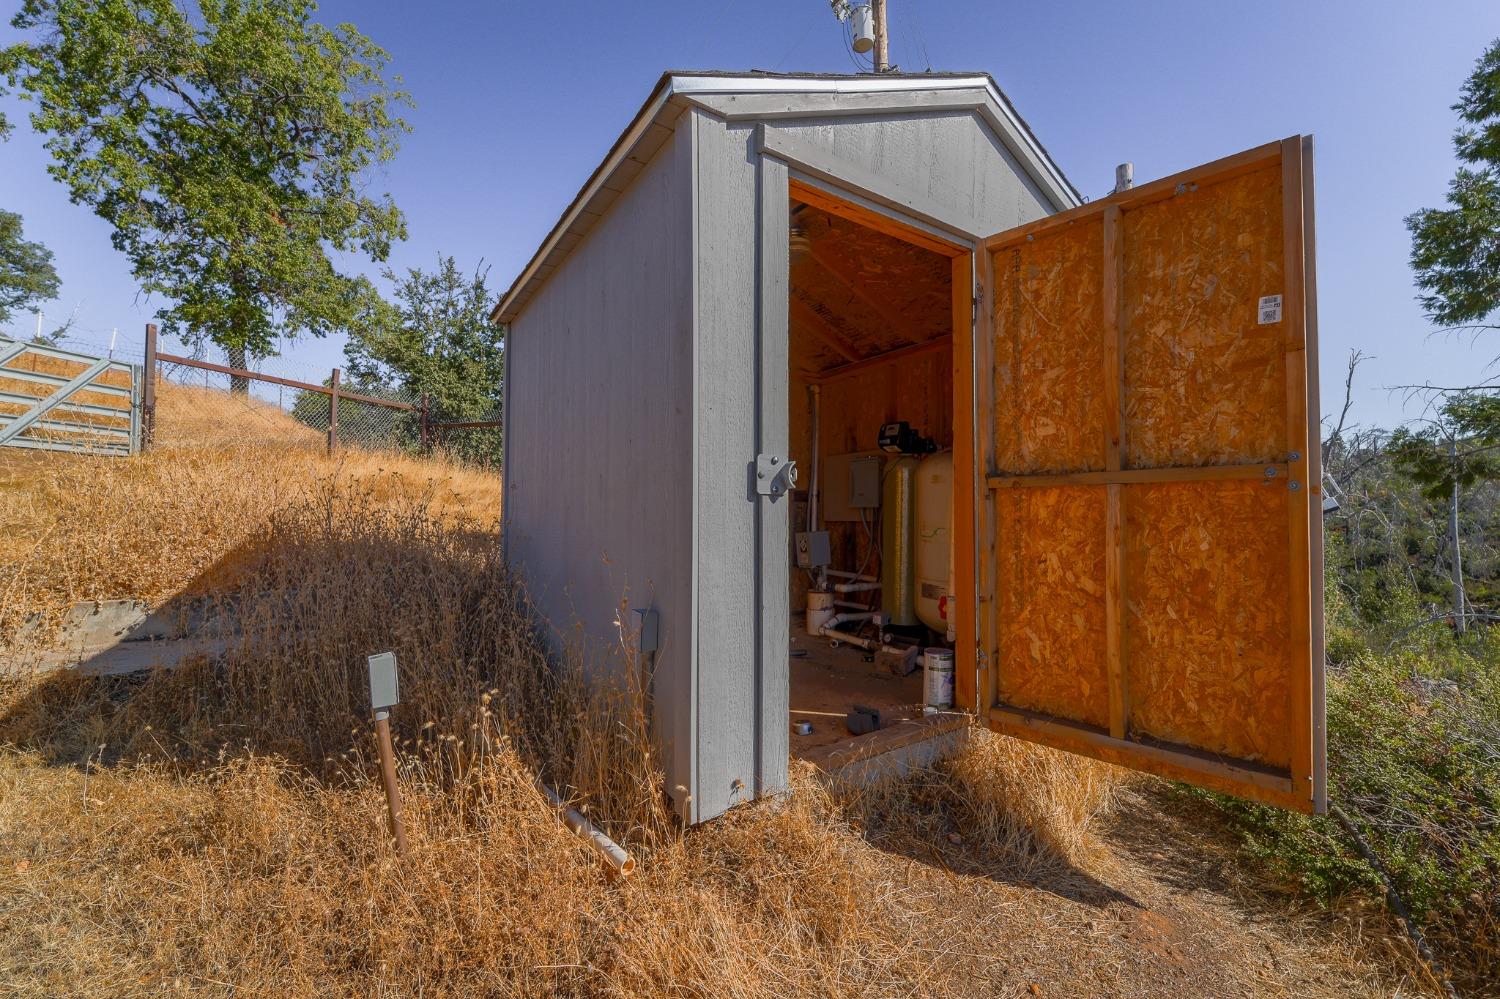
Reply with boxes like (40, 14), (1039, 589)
(880, 455), (919, 627)
(914, 451), (953, 633)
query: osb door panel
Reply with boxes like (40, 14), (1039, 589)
(976, 138), (1323, 813)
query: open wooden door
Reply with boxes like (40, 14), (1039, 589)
(963, 137), (1325, 813)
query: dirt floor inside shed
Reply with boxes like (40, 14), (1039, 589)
(0, 380), (1432, 998)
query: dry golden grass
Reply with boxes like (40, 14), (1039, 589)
(0, 379), (499, 645)
(0, 379), (1432, 997)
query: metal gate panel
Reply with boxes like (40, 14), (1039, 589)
(0, 336), (142, 456)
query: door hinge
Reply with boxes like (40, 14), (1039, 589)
(755, 453), (798, 497)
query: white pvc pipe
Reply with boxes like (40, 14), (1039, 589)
(809, 384), (821, 531)
(538, 782), (635, 878)
(826, 569), (877, 583)
(819, 622), (911, 659)
(821, 624), (879, 650)
(827, 611), (877, 628)
(833, 580), (880, 594)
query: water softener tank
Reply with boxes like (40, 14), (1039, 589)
(914, 451), (953, 633)
(880, 455), (919, 627)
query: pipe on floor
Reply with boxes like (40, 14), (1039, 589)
(819, 624), (910, 659)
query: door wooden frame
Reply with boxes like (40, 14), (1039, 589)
(755, 149), (984, 736)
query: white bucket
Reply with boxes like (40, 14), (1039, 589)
(923, 647), (954, 709)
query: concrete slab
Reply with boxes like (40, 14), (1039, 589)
(790, 636), (971, 787)
(16, 637), (229, 677)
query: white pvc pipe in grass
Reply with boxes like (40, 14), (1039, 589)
(538, 782), (635, 878)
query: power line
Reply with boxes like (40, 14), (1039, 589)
(771, 13), (822, 70)
(905, 1), (934, 71)
(689, 0), (741, 67)
(839, 16), (872, 72)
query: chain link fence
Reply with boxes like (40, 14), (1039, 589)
(144, 340), (500, 466)
(2, 328), (504, 466)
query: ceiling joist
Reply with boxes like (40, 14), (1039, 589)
(804, 241), (917, 339)
(789, 295), (863, 363)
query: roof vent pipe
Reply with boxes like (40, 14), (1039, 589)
(1114, 163), (1134, 194)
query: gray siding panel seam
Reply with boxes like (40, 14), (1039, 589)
(687, 108), (703, 824)
(754, 151), (791, 799)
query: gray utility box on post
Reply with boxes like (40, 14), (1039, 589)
(367, 651), (400, 715)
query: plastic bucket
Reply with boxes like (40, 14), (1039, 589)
(923, 647), (954, 709)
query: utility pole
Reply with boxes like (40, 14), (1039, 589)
(872, 0), (890, 73)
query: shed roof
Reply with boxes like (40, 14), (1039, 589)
(493, 70), (1081, 324)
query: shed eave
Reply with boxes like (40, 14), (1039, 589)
(492, 70), (1080, 326)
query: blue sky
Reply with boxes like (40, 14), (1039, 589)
(1, 0), (1497, 428)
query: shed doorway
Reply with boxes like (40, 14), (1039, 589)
(782, 186), (968, 774)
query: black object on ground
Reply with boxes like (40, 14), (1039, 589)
(845, 704), (881, 735)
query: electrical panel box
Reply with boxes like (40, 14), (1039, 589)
(795, 531), (830, 569)
(849, 456), (881, 508)
(629, 607), (659, 654)
(821, 451), (883, 521)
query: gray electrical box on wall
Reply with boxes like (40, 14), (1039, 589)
(795, 530), (830, 568)
(821, 451), (883, 521)
(849, 456), (881, 508)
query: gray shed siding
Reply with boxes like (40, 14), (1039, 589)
(503, 117), (696, 811)
(771, 110), (1054, 232)
(502, 93), (1063, 826)
(684, 110), (789, 820)
(687, 104), (1055, 819)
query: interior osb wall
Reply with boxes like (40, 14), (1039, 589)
(985, 156), (1303, 776)
(991, 219), (1107, 474)
(786, 202), (953, 609)
(1124, 167), (1287, 467)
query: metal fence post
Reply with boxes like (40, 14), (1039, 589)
(141, 324), (157, 450)
(420, 393), (430, 452)
(129, 363), (143, 455)
(327, 366), (341, 457)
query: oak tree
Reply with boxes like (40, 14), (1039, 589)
(0, 209), (61, 328)
(1, 0), (410, 388)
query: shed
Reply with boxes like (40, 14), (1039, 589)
(495, 71), (1325, 824)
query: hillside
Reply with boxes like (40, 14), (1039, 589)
(0, 380), (1431, 998)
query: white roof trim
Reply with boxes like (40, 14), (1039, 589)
(494, 72), (1080, 324)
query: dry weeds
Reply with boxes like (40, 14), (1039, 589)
(0, 380), (1433, 997)
(0, 381), (498, 646)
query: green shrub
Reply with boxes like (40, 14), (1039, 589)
(1207, 648), (1500, 992)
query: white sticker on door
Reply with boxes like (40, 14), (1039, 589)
(1258, 294), (1283, 325)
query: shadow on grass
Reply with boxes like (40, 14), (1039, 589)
(0, 500), (558, 781)
(823, 757), (1146, 911)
